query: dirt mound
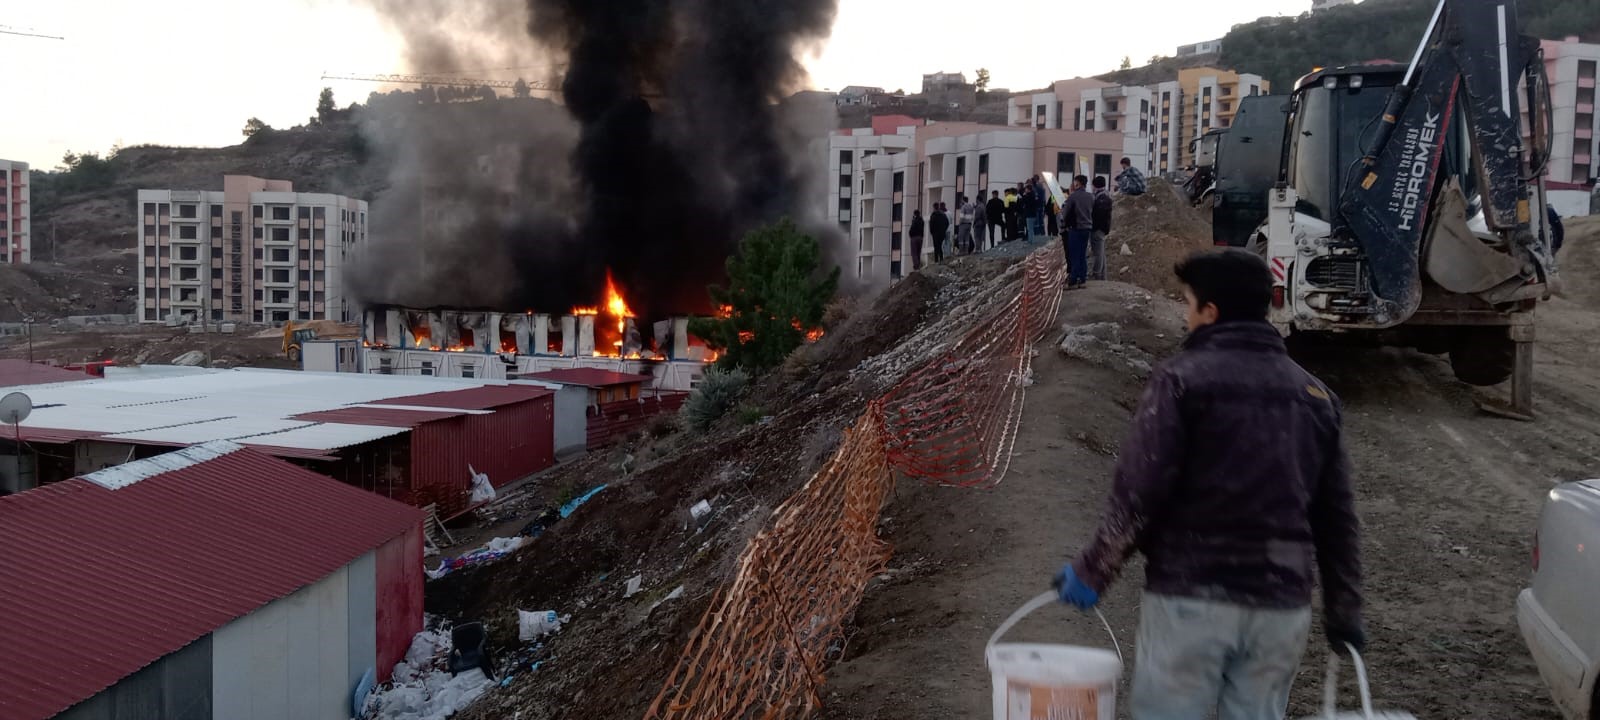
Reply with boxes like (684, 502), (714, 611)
(1558, 215), (1600, 309)
(427, 254), (1014, 720)
(1108, 179), (1214, 300)
(0, 260), (137, 322)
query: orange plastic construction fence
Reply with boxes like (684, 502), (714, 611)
(646, 247), (1066, 719)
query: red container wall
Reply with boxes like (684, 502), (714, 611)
(374, 524), (424, 682)
(586, 393), (688, 447)
(408, 395), (556, 517)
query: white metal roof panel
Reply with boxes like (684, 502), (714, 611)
(241, 423), (409, 450)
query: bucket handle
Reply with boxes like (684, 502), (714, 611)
(1319, 643), (1375, 719)
(988, 591), (1123, 664)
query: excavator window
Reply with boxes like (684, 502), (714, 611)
(1288, 81), (1393, 222)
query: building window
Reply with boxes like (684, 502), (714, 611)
(978, 154), (989, 176)
(272, 206), (290, 221)
(839, 150), (851, 166)
(1108, 100), (1118, 113)
(891, 230), (902, 251)
(177, 246), (198, 261)
(271, 269), (290, 283)
(210, 205), (223, 218)
(178, 288), (197, 302)
(271, 248), (290, 262)
(177, 204), (197, 219)
(313, 206), (325, 220)
(299, 226), (311, 241)
(253, 206), (264, 219)
(271, 290), (289, 304)
(1055, 101), (1064, 129)
(1142, 99), (1150, 115)
(461, 364), (476, 379)
(955, 156), (966, 182)
(892, 171), (904, 192)
(1074, 108), (1082, 130)
(177, 225), (198, 240)
(1056, 152), (1075, 176)
(891, 260), (902, 279)
(839, 174), (850, 189)
(379, 357), (393, 375)
(298, 206), (311, 220)
(1094, 154), (1113, 178)
(1108, 119), (1119, 131)
(1086, 117), (1096, 131)
(272, 227), (289, 242)
(178, 267), (198, 281)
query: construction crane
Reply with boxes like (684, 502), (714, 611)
(320, 72), (558, 93)
(0, 24), (63, 40)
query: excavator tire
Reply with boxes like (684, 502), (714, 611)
(1448, 328), (1514, 387)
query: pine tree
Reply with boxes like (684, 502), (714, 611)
(689, 218), (840, 371)
(316, 87), (336, 123)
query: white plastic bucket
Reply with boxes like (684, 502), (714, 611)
(986, 591), (1123, 720)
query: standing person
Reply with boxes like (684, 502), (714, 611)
(1045, 192), (1060, 239)
(1061, 175), (1095, 289)
(1030, 175), (1048, 242)
(1019, 181), (1039, 244)
(908, 209), (925, 270)
(1090, 176), (1114, 281)
(1116, 157), (1148, 196)
(957, 195), (977, 255)
(930, 202), (950, 263)
(1054, 249), (1363, 720)
(972, 193), (989, 254)
(1002, 188), (1019, 243)
(986, 191), (1006, 249)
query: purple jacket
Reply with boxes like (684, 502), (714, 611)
(1073, 321), (1362, 632)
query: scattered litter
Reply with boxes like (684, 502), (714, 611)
(1120, 242), (1133, 256)
(689, 500), (714, 530)
(366, 627), (493, 720)
(171, 350), (206, 367)
(468, 467), (495, 504)
(1451, 545), (1470, 556)
(426, 537), (527, 580)
(518, 610), (568, 641)
(624, 574), (644, 598)
(559, 485), (608, 518)
(648, 586), (685, 612)
(1020, 367), (1035, 388)
(519, 507), (560, 538)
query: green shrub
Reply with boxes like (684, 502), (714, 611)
(682, 366), (750, 432)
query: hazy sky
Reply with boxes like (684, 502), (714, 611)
(3, 0), (1311, 169)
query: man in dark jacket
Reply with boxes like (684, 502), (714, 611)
(1002, 188), (1019, 242)
(908, 209), (925, 270)
(1090, 176), (1114, 281)
(929, 203), (950, 263)
(1018, 182), (1039, 243)
(986, 191), (1006, 249)
(1061, 175), (1095, 289)
(1055, 249), (1363, 720)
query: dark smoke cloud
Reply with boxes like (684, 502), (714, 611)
(350, 0), (840, 318)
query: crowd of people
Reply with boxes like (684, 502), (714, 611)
(904, 156), (1148, 276)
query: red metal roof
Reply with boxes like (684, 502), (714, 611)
(375, 384), (553, 411)
(521, 368), (653, 389)
(0, 443), (422, 720)
(290, 406), (469, 427)
(12, 427), (105, 444)
(0, 360), (95, 388)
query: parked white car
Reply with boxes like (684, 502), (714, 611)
(1518, 479), (1600, 719)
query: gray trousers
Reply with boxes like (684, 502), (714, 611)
(1090, 231), (1108, 280)
(1131, 593), (1312, 720)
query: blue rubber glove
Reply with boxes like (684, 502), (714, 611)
(1053, 564), (1100, 609)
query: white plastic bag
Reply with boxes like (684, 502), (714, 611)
(518, 609), (566, 641)
(468, 465), (495, 504)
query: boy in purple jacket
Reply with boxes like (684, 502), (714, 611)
(1055, 249), (1364, 720)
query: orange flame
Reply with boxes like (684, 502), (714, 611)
(573, 307), (600, 316)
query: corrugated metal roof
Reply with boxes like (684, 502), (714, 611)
(102, 418), (316, 445)
(236, 423), (409, 450)
(0, 442), (423, 720)
(291, 406), (472, 428)
(521, 368), (653, 388)
(11, 427), (105, 444)
(0, 360), (95, 388)
(374, 384), (554, 411)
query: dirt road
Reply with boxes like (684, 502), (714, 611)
(821, 223), (1600, 718)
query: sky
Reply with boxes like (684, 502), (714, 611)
(1, 0), (1312, 169)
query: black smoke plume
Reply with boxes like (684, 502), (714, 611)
(349, 0), (840, 318)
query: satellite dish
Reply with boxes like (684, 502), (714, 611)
(0, 392), (33, 425)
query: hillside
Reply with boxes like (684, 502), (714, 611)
(1221, 0), (1600, 91)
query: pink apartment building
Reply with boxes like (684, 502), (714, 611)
(0, 159), (29, 265)
(137, 175), (368, 324)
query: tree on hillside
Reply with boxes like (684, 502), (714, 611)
(1149, 55), (1164, 66)
(974, 68), (991, 92)
(689, 218), (840, 372)
(1120, 56), (1133, 70)
(512, 77), (531, 98)
(316, 87), (336, 123)
(242, 117), (272, 138)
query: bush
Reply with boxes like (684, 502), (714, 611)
(735, 405), (766, 425)
(689, 218), (839, 372)
(681, 366), (750, 432)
